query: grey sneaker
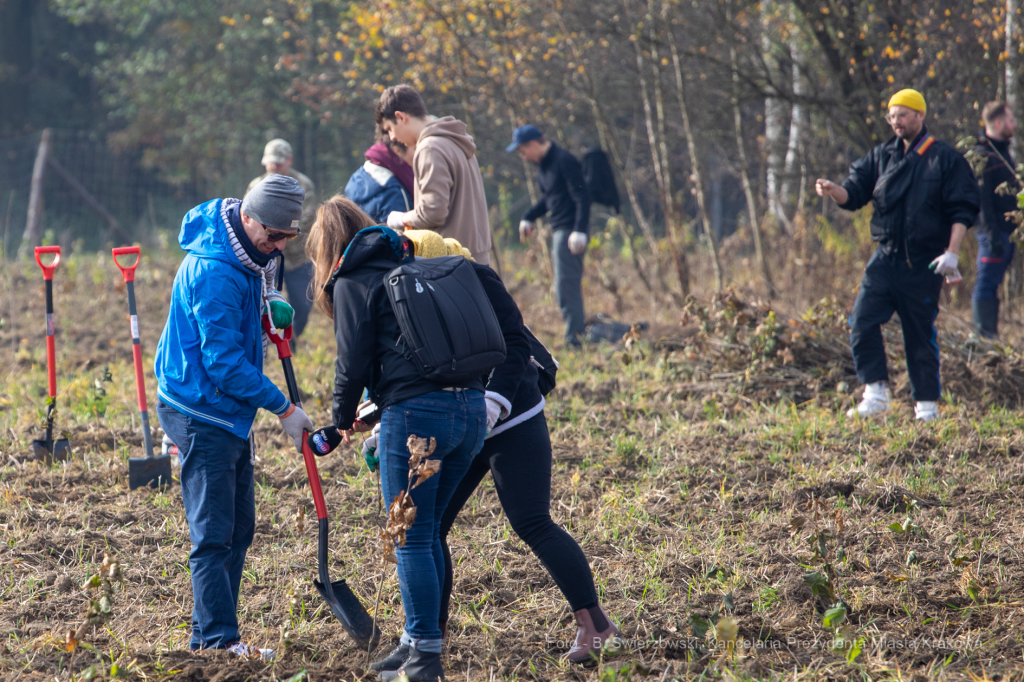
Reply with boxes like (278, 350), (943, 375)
(226, 641), (275, 661)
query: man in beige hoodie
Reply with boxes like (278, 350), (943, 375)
(377, 85), (492, 265)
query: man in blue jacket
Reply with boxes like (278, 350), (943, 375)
(816, 89), (979, 422)
(510, 125), (592, 347)
(154, 174), (314, 655)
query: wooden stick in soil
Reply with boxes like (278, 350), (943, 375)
(367, 564), (387, 668)
(4, 190), (14, 362)
(367, 471), (385, 668)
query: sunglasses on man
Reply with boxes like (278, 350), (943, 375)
(262, 224), (302, 243)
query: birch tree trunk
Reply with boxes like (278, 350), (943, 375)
(632, 1), (690, 297)
(730, 39), (774, 296)
(1008, 0), (1022, 163)
(781, 6), (806, 209)
(663, 0), (722, 291)
(762, 3), (792, 234)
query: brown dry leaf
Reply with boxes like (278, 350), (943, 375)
(407, 435), (436, 468)
(64, 630), (78, 652)
(412, 458), (441, 488)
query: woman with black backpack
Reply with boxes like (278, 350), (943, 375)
(365, 231), (622, 674)
(307, 196), (519, 682)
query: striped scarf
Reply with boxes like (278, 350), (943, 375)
(220, 199), (286, 359)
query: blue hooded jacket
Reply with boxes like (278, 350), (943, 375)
(345, 161), (412, 223)
(154, 199), (290, 439)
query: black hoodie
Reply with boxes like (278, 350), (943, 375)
(973, 132), (1018, 237)
(326, 227), (485, 430)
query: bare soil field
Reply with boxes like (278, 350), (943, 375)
(2, 245), (1024, 681)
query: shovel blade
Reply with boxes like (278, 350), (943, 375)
(128, 455), (173, 490)
(33, 439), (71, 464)
(314, 578), (381, 651)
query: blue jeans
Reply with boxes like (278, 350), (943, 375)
(378, 389), (486, 649)
(552, 230), (586, 345)
(283, 261), (314, 343)
(973, 230), (1015, 301)
(157, 403), (255, 650)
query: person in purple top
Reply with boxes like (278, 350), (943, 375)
(344, 137), (415, 223)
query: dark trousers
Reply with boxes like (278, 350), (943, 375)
(973, 231), (1015, 301)
(439, 411), (598, 624)
(552, 230), (586, 345)
(156, 403), (255, 650)
(283, 262), (314, 342)
(849, 249), (943, 401)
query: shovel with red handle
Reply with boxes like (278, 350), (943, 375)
(112, 247), (172, 489)
(263, 315), (380, 651)
(32, 246), (72, 463)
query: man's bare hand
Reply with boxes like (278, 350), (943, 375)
(815, 179), (849, 205)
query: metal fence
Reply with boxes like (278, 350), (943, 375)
(0, 130), (206, 257)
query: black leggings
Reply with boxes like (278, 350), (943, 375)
(439, 411), (598, 623)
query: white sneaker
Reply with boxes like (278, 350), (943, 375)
(226, 642), (275, 661)
(914, 401), (939, 422)
(846, 381), (891, 418)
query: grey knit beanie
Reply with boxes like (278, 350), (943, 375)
(241, 174), (305, 231)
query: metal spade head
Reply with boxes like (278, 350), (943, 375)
(128, 454), (173, 489)
(33, 438), (71, 464)
(314, 578), (381, 651)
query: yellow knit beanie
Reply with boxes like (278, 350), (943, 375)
(444, 238), (473, 260)
(404, 230), (475, 261)
(404, 230), (448, 259)
(888, 89), (926, 114)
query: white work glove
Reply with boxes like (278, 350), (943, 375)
(519, 220), (534, 243)
(929, 251), (961, 282)
(361, 422), (381, 468)
(567, 231), (588, 255)
(278, 403), (314, 453)
(484, 396), (506, 432)
(386, 210), (407, 231)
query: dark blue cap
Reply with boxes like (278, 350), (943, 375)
(506, 125), (543, 153)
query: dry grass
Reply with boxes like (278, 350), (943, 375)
(1, 241), (1024, 681)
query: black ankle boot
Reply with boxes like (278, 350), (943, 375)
(380, 648), (443, 682)
(369, 642), (411, 672)
(973, 298), (1000, 339)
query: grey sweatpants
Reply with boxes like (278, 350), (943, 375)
(552, 229), (586, 345)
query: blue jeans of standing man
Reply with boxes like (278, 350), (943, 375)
(283, 261), (315, 346)
(157, 402), (255, 650)
(973, 230), (1015, 301)
(378, 389), (486, 652)
(552, 230), (586, 346)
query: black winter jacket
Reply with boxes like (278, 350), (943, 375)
(523, 143), (592, 235)
(973, 133), (1018, 237)
(470, 262), (543, 436)
(327, 227), (485, 430)
(840, 127), (979, 263)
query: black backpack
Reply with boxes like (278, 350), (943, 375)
(384, 256), (507, 384)
(581, 147), (621, 214)
(525, 326), (559, 396)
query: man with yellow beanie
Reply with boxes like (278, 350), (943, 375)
(816, 88), (979, 422)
